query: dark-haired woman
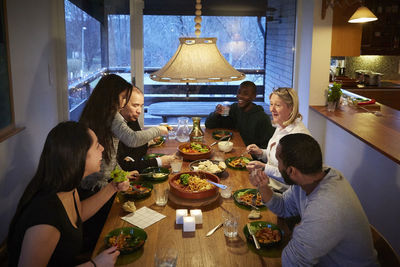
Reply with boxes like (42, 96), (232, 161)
(7, 121), (129, 267)
(79, 74), (168, 192)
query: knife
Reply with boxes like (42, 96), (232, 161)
(247, 223), (260, 249)
(206, 223), (223, 237)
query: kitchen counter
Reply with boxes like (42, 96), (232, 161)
(341, 80), (400, 89)
(310, 103), (400, 164)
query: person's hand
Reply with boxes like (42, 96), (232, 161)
(247, 144), (262, 156)
(215, 104), (224, 115)
(249, 169), (269, 188)
(92, 246), (120, 267)
(157, 126), (169, 136)
(127, 170), (139, 180)
(160, 155), (175, 167)
(246, 160), (265, 172)
(112, 179), (130, 192)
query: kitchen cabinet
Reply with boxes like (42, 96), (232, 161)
(361, 0), (400, 55)
(331, 1), (362, 57)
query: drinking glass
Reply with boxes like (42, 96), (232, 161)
(170, 156), (183, 173)
(220, 185), (232, 199)
(154, 247), (178, 267)
(221, 101), (230, 117)
(154, 185), (169, 206)
(222, 210), (239, 238)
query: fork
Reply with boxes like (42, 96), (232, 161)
(251, 185), (260, 210)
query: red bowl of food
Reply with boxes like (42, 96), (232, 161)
(169, 171), (220, 199)
(177, 142), (211, 161)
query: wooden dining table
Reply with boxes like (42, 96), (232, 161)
(92, 128), (288, 266)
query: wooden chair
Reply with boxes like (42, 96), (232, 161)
(370, 225), (400, 267)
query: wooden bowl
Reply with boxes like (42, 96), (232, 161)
(177, 142), (212, 161)
(169, 171), (220, 199)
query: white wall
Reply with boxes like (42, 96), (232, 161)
(0, 0), (62, 242)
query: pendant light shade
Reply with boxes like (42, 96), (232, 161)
(150, 37), (245, 83)
(348, 6), (378, 23)
(150, 0), (245, 83)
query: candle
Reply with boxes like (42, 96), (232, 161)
(183, 216), (196, 232)
(190, 209), (203, 224)
(176, 209), (188, 224)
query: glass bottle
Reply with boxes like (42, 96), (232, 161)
(190, 117), (204, 142)
(175, 117), (190, 142)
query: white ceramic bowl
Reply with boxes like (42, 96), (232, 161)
(218, 141), (233, 152)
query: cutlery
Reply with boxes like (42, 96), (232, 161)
(247, 223), (260, 249)
(206, 223), (223, 237)
(206, 180), (227, 190)
(236, 199), (259, 210)
(210, 141), (218, 147)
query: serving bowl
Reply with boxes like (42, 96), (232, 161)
(177, 142), (211, 161)
(218, 141), (233, 152)
(169, 171), (220, 199)
(141, 167), (170, 181)
(189, 159), (226, 177)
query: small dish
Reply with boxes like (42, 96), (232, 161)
(233, 188), (264, 209)
(212, 130), (233, 140)
(243, 221), (283, 248)
(104, 227), (147, 254)
(149, 136), (166, 147)
(218, 141), (233, 152)
(225, 156), (251, 170)
(119, 181), (153, 200)
(142, 153), (165, 160)
(141, 167), (170, 181)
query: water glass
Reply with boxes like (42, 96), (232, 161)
(222, 210), (239, 238)
(220, 185), (232, 199)
(221, 101), (230, 117)
(155, 248), (178, 267)
(327, 101), (336, 112)
(154, 185), (169, 206)
(170, 156), (183, 173)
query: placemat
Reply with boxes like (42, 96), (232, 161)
(121, 206), (166, 229)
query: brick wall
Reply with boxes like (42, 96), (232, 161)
(264, 0), (297, 101)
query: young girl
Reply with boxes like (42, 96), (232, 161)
(7, 121), (129, 266)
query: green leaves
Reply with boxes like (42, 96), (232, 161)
(111, 167), (129, 182)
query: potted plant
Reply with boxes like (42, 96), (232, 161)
(326, 82), (342, 111)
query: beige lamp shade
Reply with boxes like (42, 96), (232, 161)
(150, 37), (246, 83)
(348, 6), (378, 23)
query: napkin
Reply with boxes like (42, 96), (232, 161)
(121, 206), (166, 229)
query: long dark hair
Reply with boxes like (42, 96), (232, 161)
(79, 74), (132, 164)
(8, 121), (92, 242)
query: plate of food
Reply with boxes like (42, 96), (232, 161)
(120, 181), (153, 200)
(178, 142), (211, 161)
(212, 130), (233, 140)
(104, 227), (147, 254)
(142, 153), (165, 160)
(169, 171), (219, 199)
(189, 159), (226, 176)
(243, 221), (283, 248)
(140, 167), (170, 181)
(233, 188), (264, 209)
(225, 156), (251, 170)
(149, 136), (165, 147)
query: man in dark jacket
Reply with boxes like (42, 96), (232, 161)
(205, 81), (274, 148)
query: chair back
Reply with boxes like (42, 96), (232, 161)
(370, 225), (400, 267)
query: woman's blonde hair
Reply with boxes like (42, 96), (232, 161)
(269, 87), (302, 126)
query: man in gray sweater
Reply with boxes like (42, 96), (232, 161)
(249, 133), (378, 266)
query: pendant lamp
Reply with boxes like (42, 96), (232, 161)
(150, 0), (245, 83)
(348, 5), (378, 23)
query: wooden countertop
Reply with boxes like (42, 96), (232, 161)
(310, 104), (400, 164)
(92, 129), (288, 266)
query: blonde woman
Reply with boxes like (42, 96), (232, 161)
(246, 88), (311, 191)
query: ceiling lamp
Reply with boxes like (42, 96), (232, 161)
(348, 6), (378, 23)
(150, 0), (245, 83)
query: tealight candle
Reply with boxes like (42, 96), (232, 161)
(183, 216), (196, 232)
(176, 209), (188, 224)
(190, 209), (202, 224)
